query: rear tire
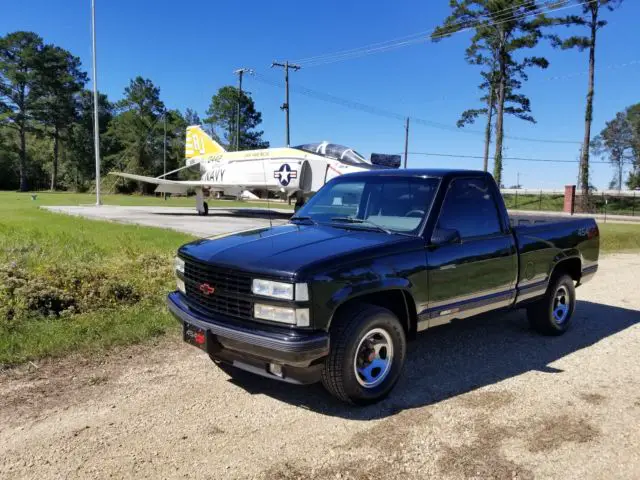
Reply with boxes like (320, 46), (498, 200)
(321, 304), (406, 405)
(527, 274), (576, 336)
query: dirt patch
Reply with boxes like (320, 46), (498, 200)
(526, 414), (599, 453)
(0, 336), (181, 426)
(352, 407), (431, 452)
(87, 373), (109, 386)
(437, 417), (532, 480)
(579, 392), (607, 406)
(265, 406), (434, 479)
(262, 457), (413, 480)
(457, 390), (515, 410)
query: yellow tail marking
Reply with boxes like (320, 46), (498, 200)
(185, 125), (226, 158)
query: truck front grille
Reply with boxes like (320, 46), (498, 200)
(182, 258), (253, 321)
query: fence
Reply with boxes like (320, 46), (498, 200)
(500, 189), (640, 217)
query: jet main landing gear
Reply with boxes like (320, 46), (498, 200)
(198, 201), (209, 216)
(195, 188), (209, 216)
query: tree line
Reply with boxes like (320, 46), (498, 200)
(432, 0), (639, 195)
(592, 103), (640, 190)
(0, 32), (268, 192)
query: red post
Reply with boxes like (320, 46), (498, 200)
(564, 185), (576, 214)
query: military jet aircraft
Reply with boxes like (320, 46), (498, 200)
(109, 125), (400, 215)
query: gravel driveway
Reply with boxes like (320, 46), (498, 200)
(1, 253), (639, 479)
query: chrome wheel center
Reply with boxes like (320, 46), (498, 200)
(354, 328), (393, 388)
(553, 286), (570, 324)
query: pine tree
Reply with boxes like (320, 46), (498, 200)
(432, 1), (550, 186)
(36, 44), (87, 190)
(0, 31), (45, 191)
(549, 0), (624, 203)
(204, 86), (269, 150)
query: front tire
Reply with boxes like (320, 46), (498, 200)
(527, 274), (576, 335)
(321, 304), (406, 405)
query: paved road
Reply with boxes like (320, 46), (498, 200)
(1, 254), (639, 479)
(43, 205), (291, 238)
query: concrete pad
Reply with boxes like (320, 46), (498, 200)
(43, 205), (290, 238)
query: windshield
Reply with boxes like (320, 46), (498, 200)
(295, 176), (440, 234)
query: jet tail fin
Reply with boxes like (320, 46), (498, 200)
(185, 125), (226, 158)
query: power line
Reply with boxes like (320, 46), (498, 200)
(295, 0), (595, 67)
(545, 59), (640, 81)
(252, 72), (581, 144)
(299, 1), (594, 67)
(293, 0), (546, 65)
(407, 151), (629, 165)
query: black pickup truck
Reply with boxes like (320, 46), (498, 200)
(169, 169), (599, 404)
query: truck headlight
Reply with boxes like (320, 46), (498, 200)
(252, 279), (294, 300)
(174, 256), (185, 275)
(254, 304), (310, 326)
(251, 279), (309, 301)
(174, 257), (185, 293)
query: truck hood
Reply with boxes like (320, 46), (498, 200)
(179, 224), (421, 279)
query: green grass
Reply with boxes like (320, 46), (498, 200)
(599, 223), (640, 253)
(0, 191), (197, 366)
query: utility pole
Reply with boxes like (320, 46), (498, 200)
(163, 110), (167, 200)
(91, 0), (101, 205)
(482, 64), (497, 173)
(233, 68), (253, 151)
(404, 117), (410, 168)
(271, 61), (301, 146)
(483, 83), (495, 173)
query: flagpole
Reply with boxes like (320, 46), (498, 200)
(91, 0), (102, 205)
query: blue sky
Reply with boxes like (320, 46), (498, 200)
(3, 0), (639, 189)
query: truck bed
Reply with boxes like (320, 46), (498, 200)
(511, 214), (599, 303)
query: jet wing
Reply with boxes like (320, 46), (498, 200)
(109, 171), (213, 187)
(108, 171), (279, 193)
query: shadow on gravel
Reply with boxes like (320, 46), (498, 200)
(152, 209), (292, 220)
(223, 300), (639, 420)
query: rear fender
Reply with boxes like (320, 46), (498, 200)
(549, 254), (582, 284)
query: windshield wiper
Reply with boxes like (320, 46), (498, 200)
(331, 216), (393, 234)
(290, 215), (317, 225)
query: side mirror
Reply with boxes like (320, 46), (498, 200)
(431, 228), (461, 246)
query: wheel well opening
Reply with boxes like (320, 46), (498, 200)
(553, 257), (581, 283)
(331, 290), (417, 337)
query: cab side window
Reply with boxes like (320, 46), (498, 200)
(437, 178), (502, 238)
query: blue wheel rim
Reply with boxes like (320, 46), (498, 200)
(354, 328), (394, 388)
(553, 286), (570, 324)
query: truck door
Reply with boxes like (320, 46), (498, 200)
(425, 177), (517, 327)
